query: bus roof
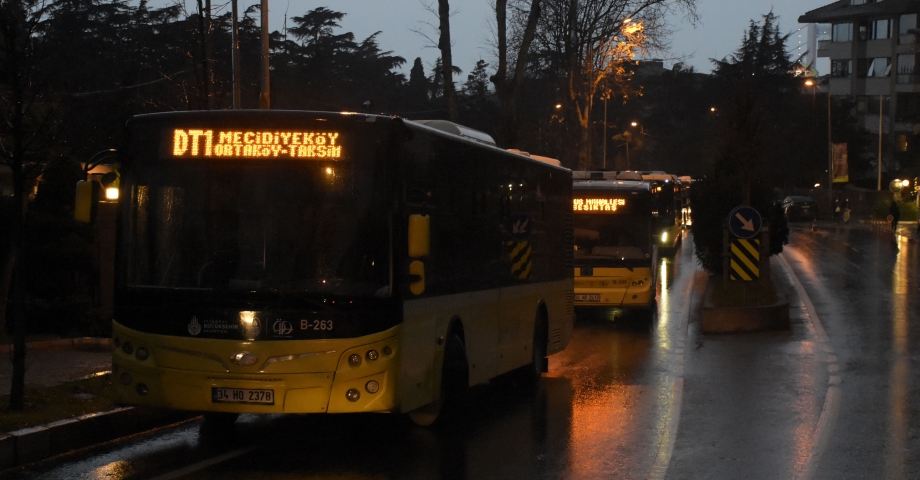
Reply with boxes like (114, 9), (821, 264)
(573, 179), (651, 193)
(409, 119), (496, 146)
(573, 170), (683, 183)
(573, 170), (643, 181)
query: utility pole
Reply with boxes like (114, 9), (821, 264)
(878, 95), (883, 190)
(603, 95), (608, 169)
(231, 0), (241, 109)
(259, 0), (270, 110)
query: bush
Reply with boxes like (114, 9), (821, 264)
(689, 177), (788, 275)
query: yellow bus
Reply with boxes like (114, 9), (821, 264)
(571, 175), (657, 312)
(88, 111), (574, 426)
(637, 171), (684, 254)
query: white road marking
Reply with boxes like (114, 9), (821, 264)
(149, 445), (257, 480)
(780, 253), (842, 480)
(646, 274), (695, 480)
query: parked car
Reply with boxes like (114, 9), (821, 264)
(782, 196), (818, 221)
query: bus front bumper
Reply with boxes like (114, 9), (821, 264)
(112, 324), (400, 415)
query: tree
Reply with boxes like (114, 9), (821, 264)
(531, 0), (697, 169)
(408, 57), (430, 104)
(0, 0), (55, 410)
(436, 0), (458, 121)
(711, 12), (801, 197)
(689, 12), (798, 275)
(463, 59), (491, 97)
(491, 0), (541, 147)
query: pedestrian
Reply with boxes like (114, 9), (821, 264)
(889, 199), (900, 235)
(842, 198), (851, 224)
(833, 197), (840, 224)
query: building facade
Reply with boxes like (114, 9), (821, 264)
(800, 0), (920, 166)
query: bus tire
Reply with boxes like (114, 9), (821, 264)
(202, 412), (239, 427)
(408, 332), (468, 427)
(528, 312), (549, 381)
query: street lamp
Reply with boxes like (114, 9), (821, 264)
(805, 78), (833, 216)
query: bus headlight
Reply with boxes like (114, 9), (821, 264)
(348, 354), (362, 367)
(135, 347), (149, 361)
(661, 231), (668, 243)
(366, 350), (379, 361)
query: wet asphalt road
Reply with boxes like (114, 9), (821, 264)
(4, 224), (919, 480)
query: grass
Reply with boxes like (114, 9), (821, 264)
(709, 277), (778, 308)
(0, 374), (119, 434)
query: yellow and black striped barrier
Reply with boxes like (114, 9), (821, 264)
(729, 238), (760, 281)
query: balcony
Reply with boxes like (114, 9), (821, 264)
(897, 73), (920, 84)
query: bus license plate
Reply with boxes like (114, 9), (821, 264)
(575, 294), (601, 302)
(212, 387), (274, 405)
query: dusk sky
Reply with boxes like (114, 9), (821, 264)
(187, 0), (833, 76)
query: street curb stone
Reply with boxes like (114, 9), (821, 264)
(0, 406), (198, 471)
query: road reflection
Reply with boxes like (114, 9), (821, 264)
(887, 235), (910, 480)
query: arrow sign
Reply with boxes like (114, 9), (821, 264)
(734, 212), (755, 231)
(728, 205), (762, 239)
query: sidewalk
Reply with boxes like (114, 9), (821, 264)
(0, 339), (195, 471)
(0, 339), (112, 394)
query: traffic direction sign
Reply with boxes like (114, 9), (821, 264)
(728, 205), (762, 239)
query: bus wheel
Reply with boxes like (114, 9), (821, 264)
(202, 412), (239, 427)
(407, 333), (468, 427)
(527, 313), (549, 382)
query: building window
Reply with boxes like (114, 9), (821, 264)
(900, 13), (917, 35)
(833, 23), (853, 42)
(872, 19), (891, 39)
(832, 59), (852, 77)
(898, 54), (917, 83)
(868, 95), (890, 115)
(896, 93), (920, 121)
(867, 57), (891, 76)
(817, 24), (832, 42)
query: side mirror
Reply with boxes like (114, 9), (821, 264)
(74, 180), (101, 224)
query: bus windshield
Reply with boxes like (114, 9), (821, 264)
(573, 215), (651, 266)
(120, 128), (390, 298)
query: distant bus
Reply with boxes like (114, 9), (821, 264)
(95, 111), (574, 426)
(570, 175), (657, 312)
(637, 171), (684, 253)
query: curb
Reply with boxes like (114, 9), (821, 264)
(700, 264), (791, 333)
(0, 337), (112, 355)
(0, 406), (198, 471)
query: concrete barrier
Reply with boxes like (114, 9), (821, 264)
(701, 282), (790, 333)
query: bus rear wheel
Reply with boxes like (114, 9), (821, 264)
(526, 313), (549, 382)
(407, 333), (468, 427)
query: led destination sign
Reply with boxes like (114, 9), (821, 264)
(171, 129), (343, 159)
(573, 197), (626, 213)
